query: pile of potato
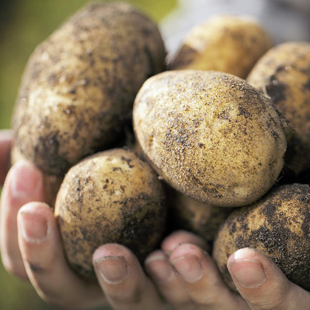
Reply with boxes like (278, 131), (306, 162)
(11, 1), (310, 289)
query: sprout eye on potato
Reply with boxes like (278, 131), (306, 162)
(55, 148), (166, 278)
(169, 15), (273, 79)
(213, 183), (310, 292)
(247, 42), (310, 179)
(12, 2), (166, 176)
(133, 70), (287, 207)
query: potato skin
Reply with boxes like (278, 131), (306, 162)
(213, 184), (310, 292)
(133, 70), (287, 207)
(169, 15), (273, 79)
(247, 42), (310, 177)
(13, 2), (166, 175)
(169, 189), (232, 242)
(54, 148), (166, 278)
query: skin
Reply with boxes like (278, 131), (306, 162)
(13, 2), (166, 176)
(0, 130), (12, 185)
(10, 145), (63, 208)
(247, 42), (310, 178)
(2, 130), (310, 310)
(169, 15), (273, 79)
(134, 70), (287, 207)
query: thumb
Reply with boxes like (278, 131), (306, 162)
(227, 248), (310, 310)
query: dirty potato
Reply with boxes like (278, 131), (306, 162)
(213, 183), (310, 292)
(13, 2), (166, 175)
(55, 148), (166, 278)
(169, 15), (273, 79)
(169, 189), (233, 242)
(247, 42), (310, 178)
(133, 70), (287, 207)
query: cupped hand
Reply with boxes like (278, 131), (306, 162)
(3, 130), (310, 310)
(145, 230), (310, 310)
(0, 158), (167, 310)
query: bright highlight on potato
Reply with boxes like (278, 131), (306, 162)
(133, 70), (287, 207)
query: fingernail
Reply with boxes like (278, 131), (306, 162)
(11, 162), (41, 197)
(20, 212), (48, 243)
(95, 256), (128, 284)
(172, 255), (203, 283)
(229, 259), (266, 288)
(145, 252), (174, 284)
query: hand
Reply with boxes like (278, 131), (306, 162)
(145, 230), (310, 310)
(0, 159), (167, 310)
(0, 130), (13, 185)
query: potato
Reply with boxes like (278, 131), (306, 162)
(54, 148), (166, 278)
(132, 140), (144, 159)
(12, 2), (166, 176)
(169, 15), (273, 79)
(213, 183), (310, 292)
(168, 189), (232, 242)
(133, 70), (287, 207)
(11, 145), (63, 207)
(247, 42), (310, 178)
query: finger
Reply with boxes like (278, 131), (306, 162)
(93, 244), (167, 310)
(0, 130), (13, 185)
(228, 248), (310, 310)
(170, 243), (249, 310)
(17, 202), (106, 310)
(0, 160), (45, 279)
(161, 230), (210, 254)
(145, 250), (195, 310)
(144, 231), (218, 309)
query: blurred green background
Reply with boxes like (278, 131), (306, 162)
(0, 1), (176, 309)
